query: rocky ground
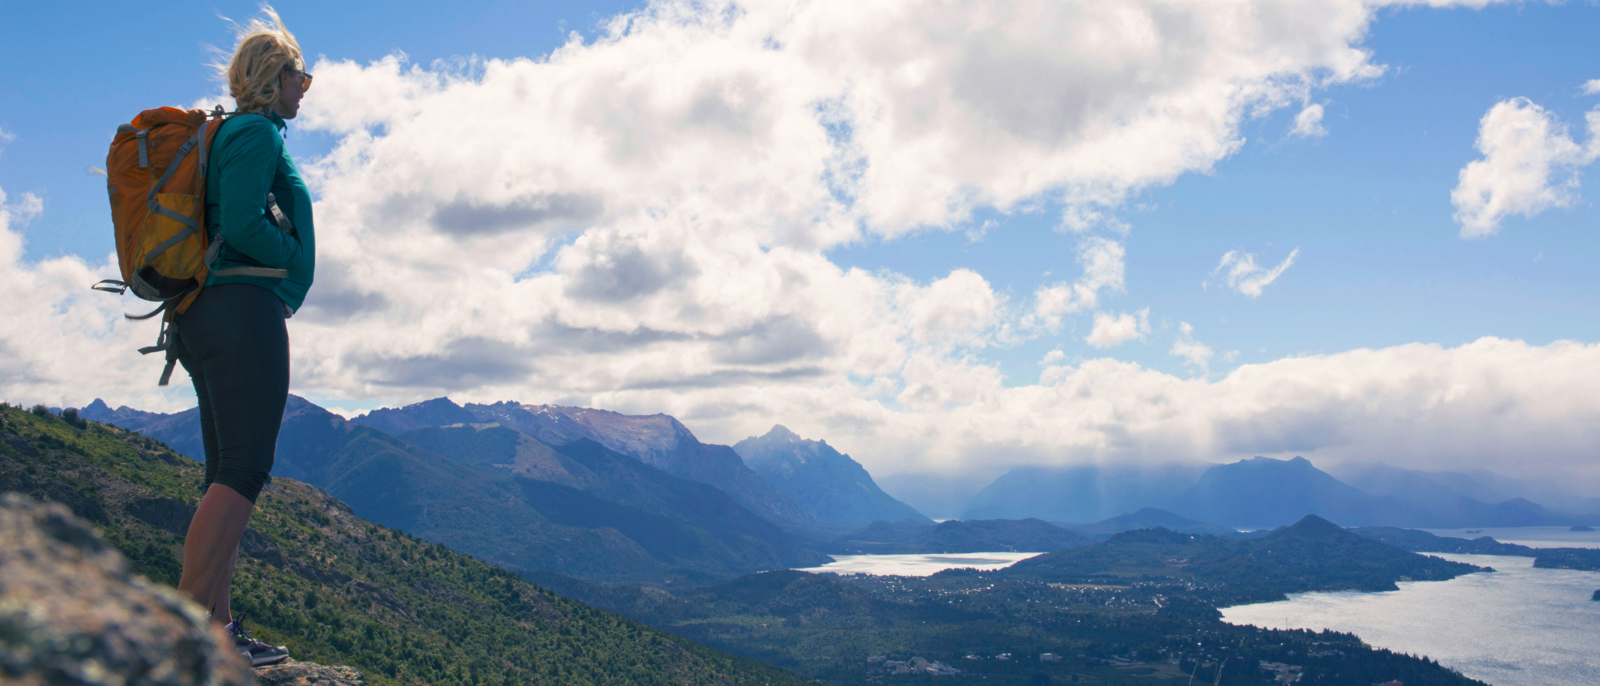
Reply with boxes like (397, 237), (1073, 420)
(0, 492), (364, 685)
(255, 659), (366, 685)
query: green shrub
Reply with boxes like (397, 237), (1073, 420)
(61, 407), (87, 429)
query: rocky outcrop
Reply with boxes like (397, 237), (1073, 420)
(0, 492), (366, 686)
(0, 492), (253, 685)
(255, 659), (365, 685)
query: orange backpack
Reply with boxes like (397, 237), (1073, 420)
(95, 105), (234, 385)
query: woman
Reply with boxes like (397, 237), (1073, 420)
(175, 6), (315, 667)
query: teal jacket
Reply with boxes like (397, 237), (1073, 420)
(204, 111), (315, 312)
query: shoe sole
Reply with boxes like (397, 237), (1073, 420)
(250, 652), (291, 667)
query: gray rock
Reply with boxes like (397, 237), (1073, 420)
(0, 492), (255, 685)
(254, 659), (364, 686)
(0, 493), (368, 686)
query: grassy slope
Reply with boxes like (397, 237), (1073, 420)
(0, 404), (807, 686)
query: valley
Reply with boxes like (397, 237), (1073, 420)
(55, 395), (1600, 684)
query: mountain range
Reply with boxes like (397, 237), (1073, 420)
(355, 398), (812, 527)
(82, 397), (829, 583)
(733, 425), (930, 530)
(821, 507), (1254, 554)
(960, 462), (1205, 523)
(1004, 515), (1483, 603)
(961, 454), (1596, 529)
(2, 403), (805, 685)
(80, 395), (1597, 563)
(10, 402), (1493, 686)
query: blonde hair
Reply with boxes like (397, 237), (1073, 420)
(218, 6), (303, 114)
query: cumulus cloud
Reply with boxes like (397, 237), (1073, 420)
(1451, 97), (1600, 238)
(1170, 322), (1214, 375)
(1291, 103), (1328, 138)
(904, 270), (1001, 348)
(1026, 236), (1126, 331)
(16, 0), (1597, 487)
(0, 185), (197, 411)
(1583, 79), (1600, 96)
(1207, 248), (1300, 298)
(788, 337), (1600, 486)
(1085, 308), (1150, 349)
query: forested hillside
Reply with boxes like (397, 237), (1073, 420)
(528, 539), (1489, 685)
(0, 403), (806, 686)
(1007, 517), (1483, 604)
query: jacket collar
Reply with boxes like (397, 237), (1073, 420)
(264, 111), (288, 132)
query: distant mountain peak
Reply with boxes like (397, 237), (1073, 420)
(1239, 455), (1313, 468)
(734, 427), (931, 527)
(762, 425), (801, 442)
(1279, 514), (1344, 538)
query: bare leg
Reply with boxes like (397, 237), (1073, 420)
(210, 548), (240, 626)
(178, 483), (254, 622)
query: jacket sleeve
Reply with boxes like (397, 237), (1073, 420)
(274, 153), (316, 310)
(214, 117), (303, 267)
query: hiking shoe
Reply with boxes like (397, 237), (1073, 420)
(224, 612), (290, 667)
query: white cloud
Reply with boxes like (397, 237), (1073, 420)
(1170, 322), (1214, 375)
(1208, 248), (1300, 298)
(713, 336), (1600, 488)
(1451, 97), (1600, 238)
(16, 0), (1599, 488)
(7, 183), (1599, 485)
(1026, 236), (1126, 331)
(905, 269), (1001, 348)
(1582, 79), (1600, 96)
(1085, 308), (1150, 349)
(1291, 103), (1327, 138)
(0, 185), (198, 411)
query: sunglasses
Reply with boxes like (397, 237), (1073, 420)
(282, 66), (314, 91)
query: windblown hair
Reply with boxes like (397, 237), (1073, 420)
(217, 6), (303, 114)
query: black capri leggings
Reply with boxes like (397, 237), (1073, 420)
(173, 283), (288, 503)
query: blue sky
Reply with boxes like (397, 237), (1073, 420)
(5, 1), (1597, 383)
(3, 0), (1599, 481)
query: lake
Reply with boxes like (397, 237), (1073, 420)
(1221, 553), (1600, 686)
(1421, 525), (1600, 549)
(796, 552), (1042, 576)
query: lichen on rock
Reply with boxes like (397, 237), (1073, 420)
(254, 659), (366, 686)
(0, 492), (364, 685)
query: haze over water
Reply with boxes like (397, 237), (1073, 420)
(1421, 526), (1600, 550)
(1221, 553), (1600, 686)
(796, 552), (1042, 577)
